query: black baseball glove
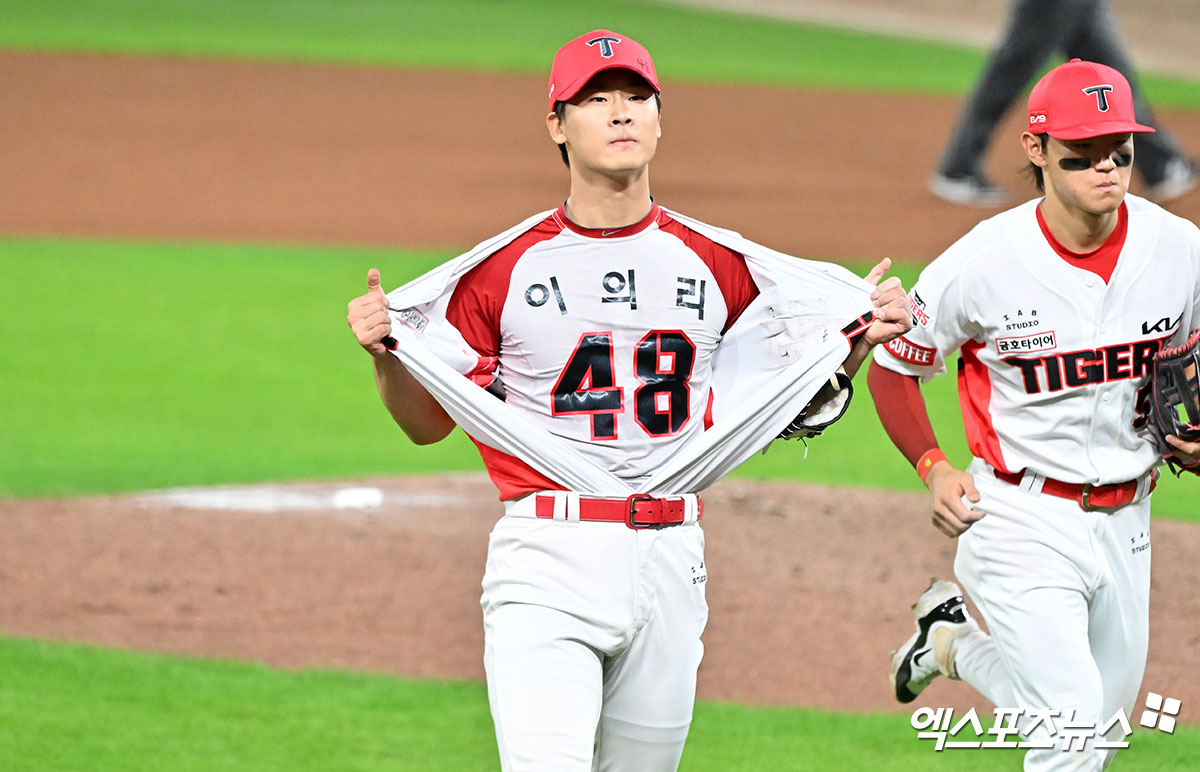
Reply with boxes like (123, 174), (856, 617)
(1148, 329), (1200, 475)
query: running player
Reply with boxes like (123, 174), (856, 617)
(871, 59), (1200, 770)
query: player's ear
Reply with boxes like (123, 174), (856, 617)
(547, 111), (567, 145)
(1022, 132), (1048, 169)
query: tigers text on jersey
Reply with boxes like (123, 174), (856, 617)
(446, 204), (759, 498)
(873, 194), (1200, 485)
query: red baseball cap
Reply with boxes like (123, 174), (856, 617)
(1027, 58), (1154, 140)
(547, 29), (660, 111)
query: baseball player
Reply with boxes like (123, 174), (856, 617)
(869, 59), (1200, 770)
(347, 29), (911, 772)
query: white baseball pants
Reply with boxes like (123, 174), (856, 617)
(481, 498), (708, 772)
(953, 459), (1152, 772)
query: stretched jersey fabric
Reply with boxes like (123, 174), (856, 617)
(874, 194), (1200, 484)
(385, 203), (874, 498)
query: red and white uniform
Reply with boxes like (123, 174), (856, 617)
(877, 195), (1200, 484)
(447, 204), (758, 498)
(875, 193), (1200, 771)
(384, 202), (872, 772)
(386, 204), (871, 498)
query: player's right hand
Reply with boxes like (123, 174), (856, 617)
(347, 268), (397, 358)
(924, 461), (984, 538)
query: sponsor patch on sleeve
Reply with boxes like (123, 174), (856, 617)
(996, 331), (1056, 355)
(884, 336), (937, 366)
(909, 291), (931, 327)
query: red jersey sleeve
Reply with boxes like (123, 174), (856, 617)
(657, 214), (760, 331)
(442, 218), (569, 500)
(446, 259), (505, 359)
(445, 218), (561, 385)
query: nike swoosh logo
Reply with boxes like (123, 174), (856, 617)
(912, 650), (929, 668)
(601, 229), (621, 237)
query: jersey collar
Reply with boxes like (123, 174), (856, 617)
(1035, 200), (1128, 259)
(1034, 200), (1128, 284)
(554, 201), (662, 239)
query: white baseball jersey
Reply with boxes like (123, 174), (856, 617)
(386, 203), (874, 499)
(874, 194), (1200, 485)
(446, 204), (757, 497)
(383, 202), (868, 772)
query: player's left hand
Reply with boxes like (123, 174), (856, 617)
(863, 258), (913, 346)
(1164, 433), (1200, 469)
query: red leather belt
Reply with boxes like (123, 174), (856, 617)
(534, 493), (703, 529)
(993, 469), (1155, 512)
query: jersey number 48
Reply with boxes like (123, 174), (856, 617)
(552, 331), (696, 440)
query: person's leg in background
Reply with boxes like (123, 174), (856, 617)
(1065, 0), (1196, 200)
(932, 0), (1069, 205)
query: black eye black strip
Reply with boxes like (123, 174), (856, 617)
(1057, 153), (1133, 171)
(1058, 157), (1092, 171)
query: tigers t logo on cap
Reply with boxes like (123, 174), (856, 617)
(1026, 59), (1154, 140)
(1082, 84), (1114, 112)
(547, 29), (660, 111)
(587, 36), (622, 58)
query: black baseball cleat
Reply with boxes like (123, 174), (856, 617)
(888, 579), (981, 703)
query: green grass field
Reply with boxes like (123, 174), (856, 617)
(2, 1), (1198, 769)
(1, 0), (1199, 106)
(0, 238), (468, 496)
(2, 637), (1196, 771)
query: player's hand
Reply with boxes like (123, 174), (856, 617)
(924, 460), (985, 538)
(1164, 433), (1200, 469)
(862, 258), (913, 346)
(347, 268), (397, 358)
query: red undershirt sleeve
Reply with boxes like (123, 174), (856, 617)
(867, 360), (940, 468)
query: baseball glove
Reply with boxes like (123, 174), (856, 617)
(1148, 329), (1200, 475)
(778, 370), (852, 440)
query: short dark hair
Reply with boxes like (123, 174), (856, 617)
(552, 93), (662, 168)
(1027, 133), (1050, 192)
(554, 101), (570, 167)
